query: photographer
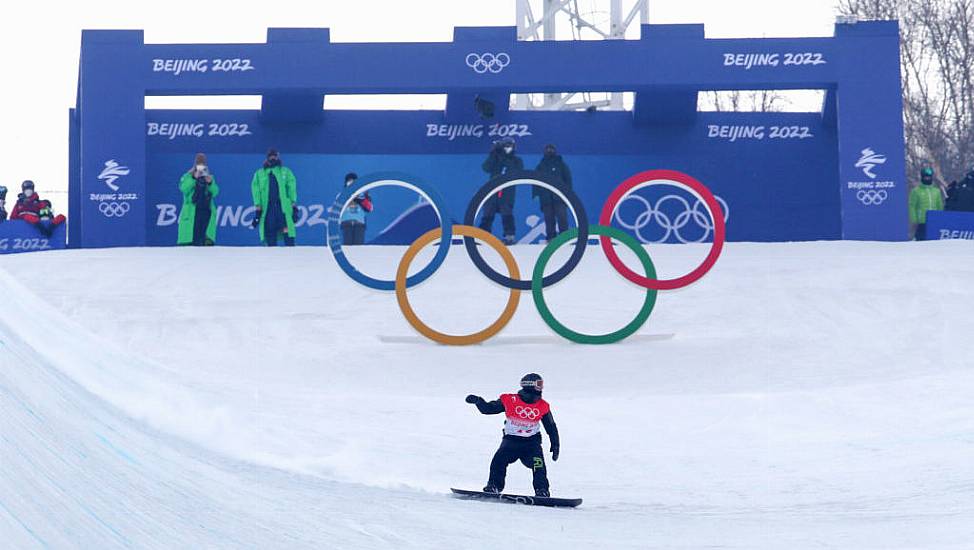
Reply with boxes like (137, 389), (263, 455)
(0, 185), (7, 223)
(479, 137), (523, 245)
(534, 143), (572, 242)
(339, 172), (372, 245)
(251, 148), (298, 246)
(177, 153), (220, 246)
(909, 167), (944, 241)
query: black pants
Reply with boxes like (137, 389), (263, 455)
(193, 207), (211, 246)
(487, 437), (549, 493)
(541, 202), (568, 241)
(915, 223), (927, 241)
(341, 221), (366, 245)
(265, 229), (295, 247)
(479, 196), (515, 239)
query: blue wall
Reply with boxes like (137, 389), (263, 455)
(145, 110), (840, 245)
(71, 22), (907, 247)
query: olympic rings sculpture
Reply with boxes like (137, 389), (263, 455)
(328, 169), (725, 345)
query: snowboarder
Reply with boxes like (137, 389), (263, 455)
(465, 373), (560, 497)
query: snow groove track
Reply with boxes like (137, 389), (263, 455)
(0, 267), (451, 549)
(2, 243), (974, 549)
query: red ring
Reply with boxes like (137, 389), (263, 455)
(598, 169), (725, 290)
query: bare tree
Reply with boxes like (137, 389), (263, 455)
(837, 0), (974, 186)
(703, 90), (786, 112)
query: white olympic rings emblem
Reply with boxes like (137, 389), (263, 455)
(98, 201), (131, 218)
(465, 52), (510, 74)
(614, 194), (730, 244)
(856, 190), (888, 206)
(514, 406), (540, 420)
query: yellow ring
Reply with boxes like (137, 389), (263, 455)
(395, 225), (520, 345)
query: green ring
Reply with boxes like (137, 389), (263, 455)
(532, 225), (658, 344)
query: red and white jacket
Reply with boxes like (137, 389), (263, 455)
(499, 393), (550, 437)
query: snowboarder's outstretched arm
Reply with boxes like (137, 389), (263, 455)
(542, 412), (560, 461)
(465, 394), (504, 415)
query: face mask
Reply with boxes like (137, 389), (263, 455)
(196, 164), (207, 172)
(24, 189), (34, 197)
(503, 146), (513, 154)
(345, 179), (355, 187)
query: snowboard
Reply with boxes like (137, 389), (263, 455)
(450, 488), (582, 508)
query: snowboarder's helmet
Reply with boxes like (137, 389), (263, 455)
(21, 180), (34, 191)
(520, 373), (543, 393)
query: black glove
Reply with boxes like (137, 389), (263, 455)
(551, 446), (560, 461)
(251, 210), (261, 228)
(465, 394), (481, 404)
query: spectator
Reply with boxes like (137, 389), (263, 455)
(251, 148), (298, 247)
(0, 185), (7, 223)
(10, 181), (42, 221)
(177, 153), (220, 246)
(909, 167), (944, 241)
(34, 200), (66, 237)
(533, 143), (572, 242)
(479, 137), (523, 245)
(945, 165), (974, 212)
(339, 172), (372, 246)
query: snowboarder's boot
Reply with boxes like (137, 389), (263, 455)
(535, 489), (550, 497)
(483, 485), (501, 494)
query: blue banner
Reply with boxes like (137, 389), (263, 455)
(926, 210), (974, 241)
(0, 221), (67, 255)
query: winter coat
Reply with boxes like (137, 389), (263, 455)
(340, 192), (372, 224)
(533, 154), (572, 207)
(10, 193), (42, 220)
(909, 184), (944, 224)
(946, 178), (974, 212)
(482, 149), (524, 207)
(251, 165), (298, 241)
(177, 172), (220, 245)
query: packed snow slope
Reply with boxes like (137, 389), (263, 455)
(1, 241), (973, 549)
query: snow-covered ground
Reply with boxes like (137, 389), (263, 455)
(1, 241), (973, 549)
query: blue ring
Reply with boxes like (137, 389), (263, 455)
(328, 171), (452, 291)
(463, 169), (588, 290)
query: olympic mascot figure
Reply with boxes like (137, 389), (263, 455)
(465, 373), (560, 497)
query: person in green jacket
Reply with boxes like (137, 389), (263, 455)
(251, 148), (298, 246)
(909, 167), (944, 241)
(177, 153), (219, 246)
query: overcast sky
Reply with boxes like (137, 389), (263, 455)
(0, 1), (840, 207)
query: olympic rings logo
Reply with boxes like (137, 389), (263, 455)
(327, 169), (726, 346)
(515, 406), (540, 420)
(614, 194), (730, 244)
(98, 201), (131, 218)
(857, 190), (888, 206)
(465, 52), (510, 74)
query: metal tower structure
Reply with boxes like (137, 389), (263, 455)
(514, 0), (649, 111)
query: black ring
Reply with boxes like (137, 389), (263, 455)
(463, 169), (589, 290)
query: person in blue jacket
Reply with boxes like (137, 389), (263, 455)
(339, 172), (372, 245)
